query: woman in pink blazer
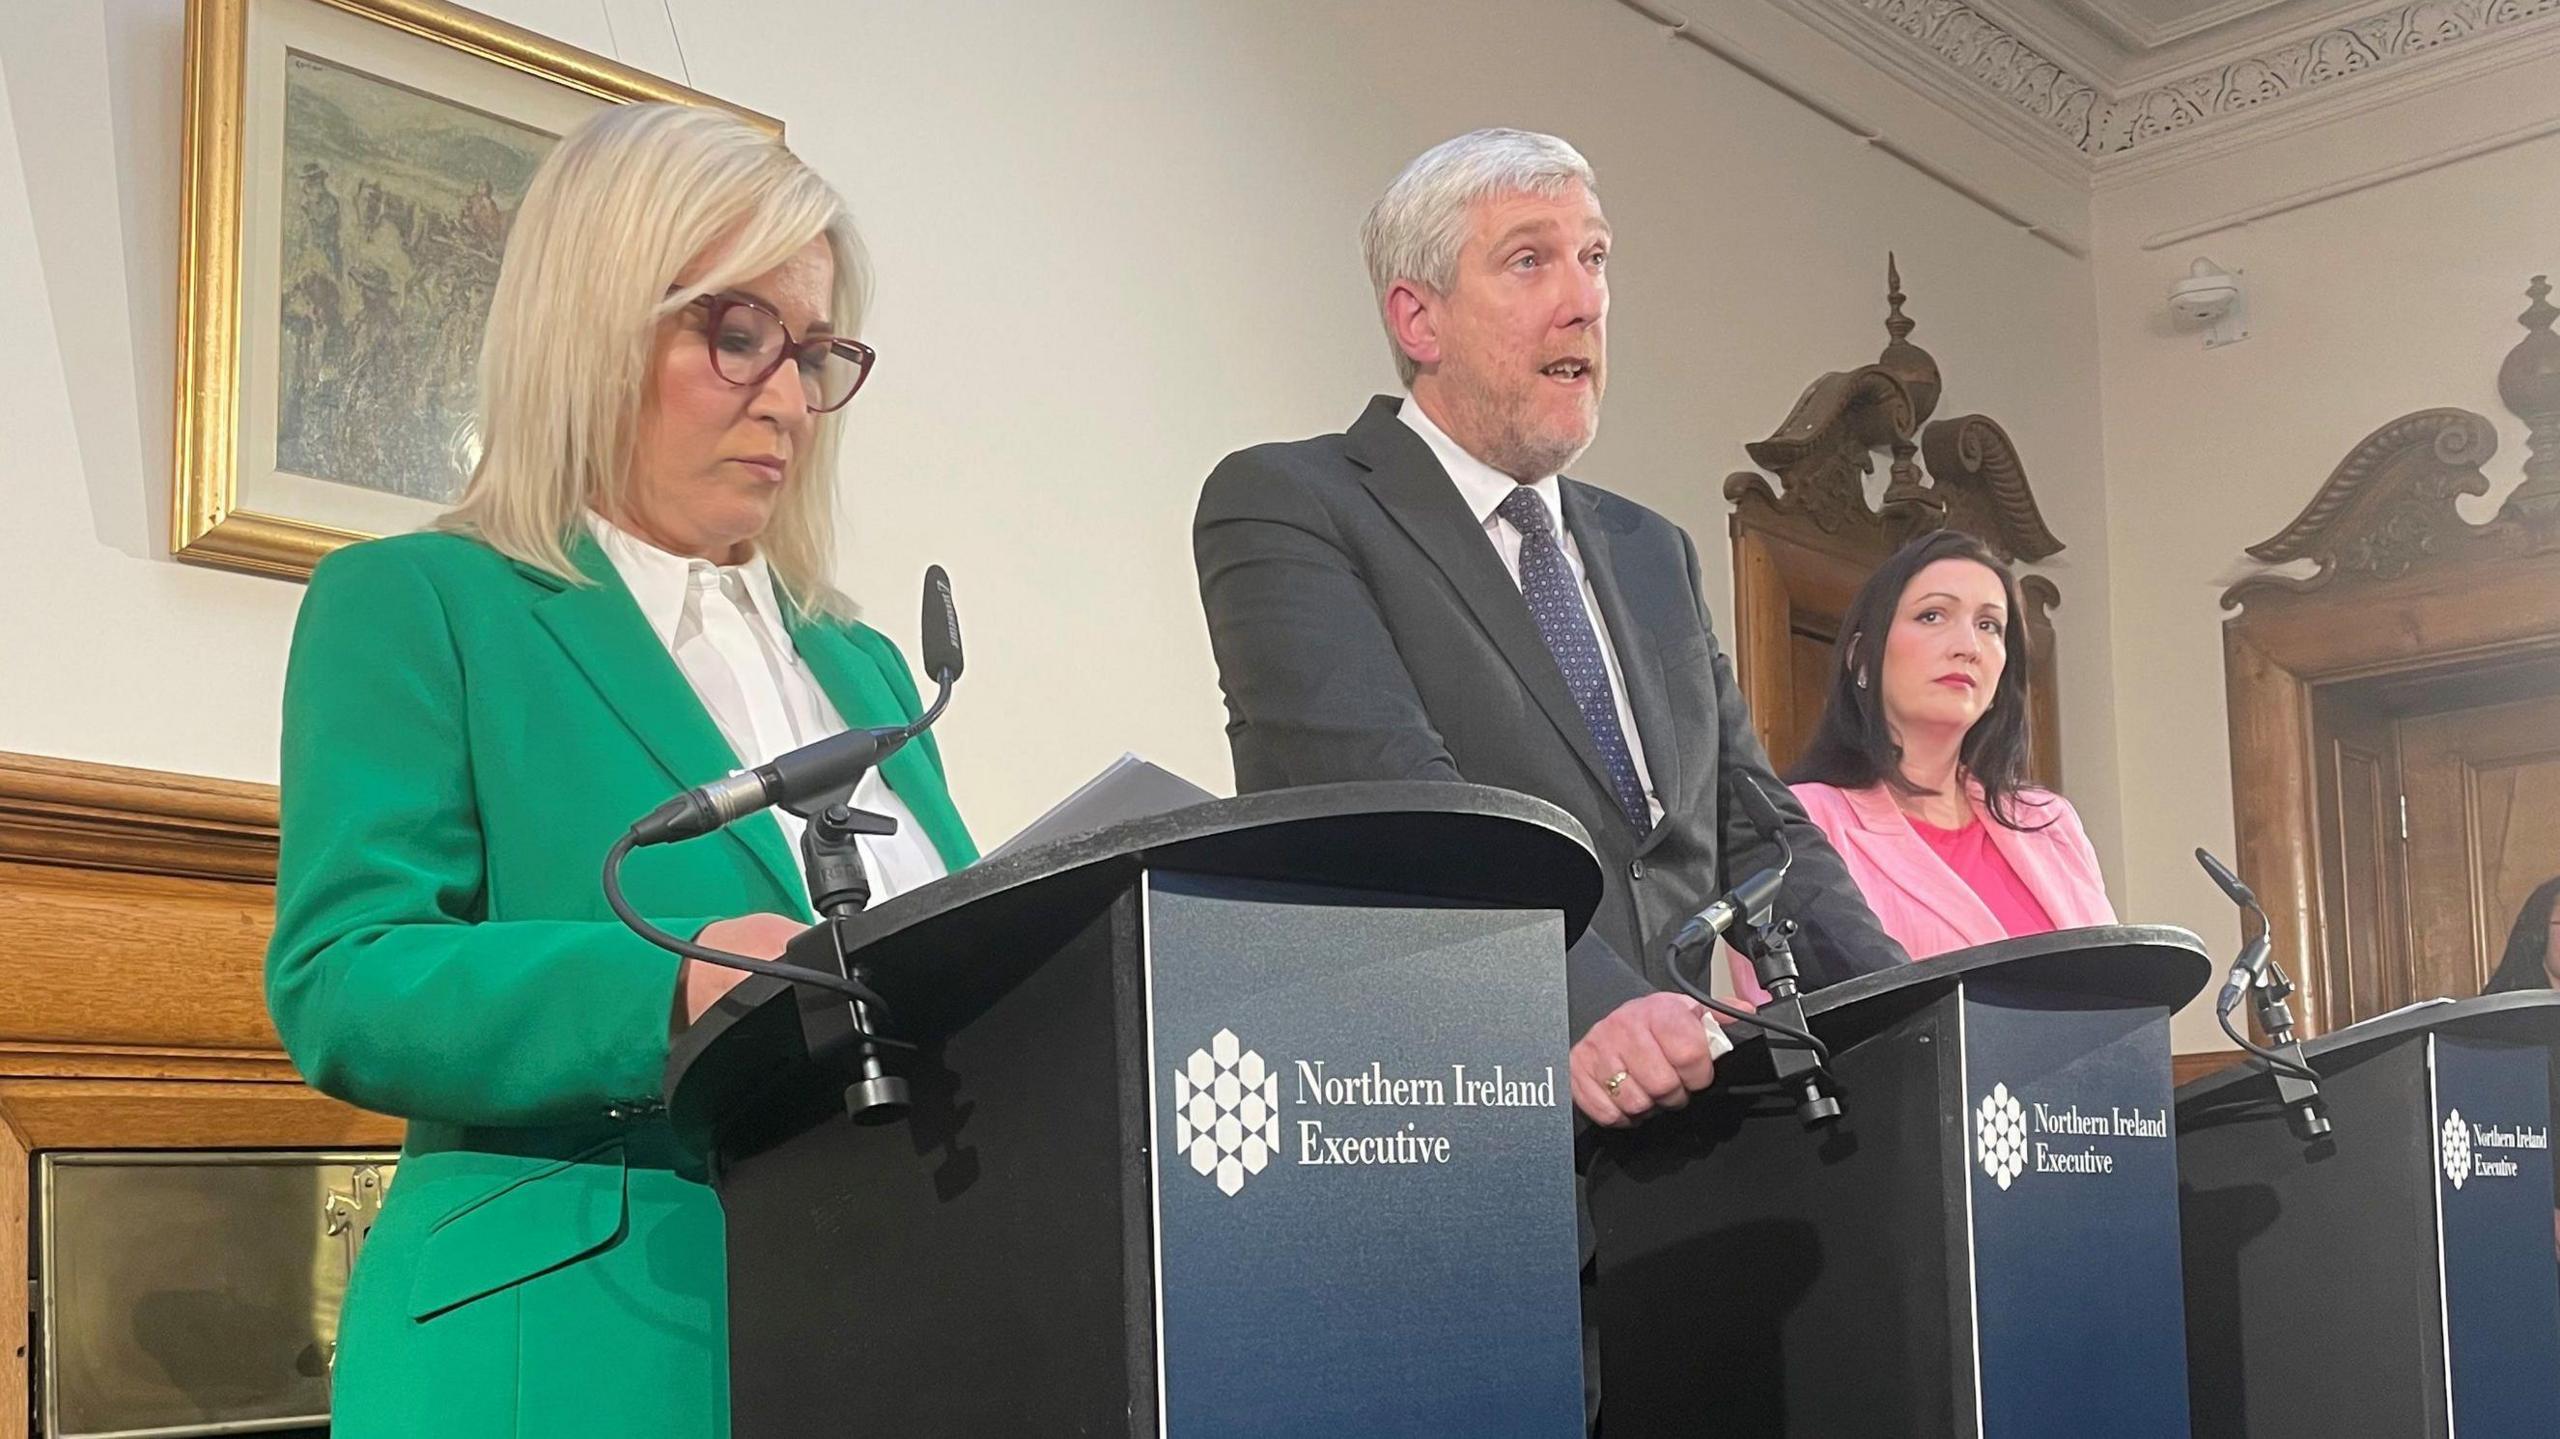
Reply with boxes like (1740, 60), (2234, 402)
(1783, 529), (2114, 960)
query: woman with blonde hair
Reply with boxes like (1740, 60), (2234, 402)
(266, 103), (974, 1436)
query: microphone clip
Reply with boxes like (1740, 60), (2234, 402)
(2248, 957), (2331, 1141)
(796, 789), (900, 919)
(1666, 865), (1844, 1127)
(794, 791), (910, 1125)
(1738, 915), (1842, 1126)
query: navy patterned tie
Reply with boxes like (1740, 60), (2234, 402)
(1496, 487), (1650, 830)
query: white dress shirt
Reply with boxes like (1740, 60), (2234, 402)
(1398, 396), (1664, 825)
(586, 513), (947, 909)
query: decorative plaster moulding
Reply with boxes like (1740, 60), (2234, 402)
(1774, 0), (2560, 180)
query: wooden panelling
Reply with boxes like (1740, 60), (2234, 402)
(0, 860), (280, 1052)
(2224, 628), (2331, 1030)
(2226, 551), (2560, 681)
(2402, 690), (2560, 995)
(3, 1118), (25, 1439)
(0, 750), (395, 1439)
(0, 751), (277, 881)
(0, 1077), (393, 1151)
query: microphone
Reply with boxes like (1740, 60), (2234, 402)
(2195, 847), (2330, 1139)
(1669, 865), (1784, 955)
(626, 567), (963, 847)
(2195, 846), (2257, 908)
(599, 567), (970, 1049)
(2197, 847), (2273, 1016)
(921, 564), (962, 684)
(628, 727), (909, 847)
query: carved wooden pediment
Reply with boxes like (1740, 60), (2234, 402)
(2221, 411), (2498, 606)
(1917, 415), (2063, 564)
(1725, 257), (2066, 566)
(2223, 278), (2560, 611)
(1728, 366), (1915, 537)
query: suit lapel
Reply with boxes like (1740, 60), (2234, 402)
(1346, 397), (1623, 814)
(524, 538), (806, 908)
(1846, 786), (2003, 944)
(1561, 479), (1683, 819)
(1977, 794), (2079, 928)
(788, 617), (976, 872)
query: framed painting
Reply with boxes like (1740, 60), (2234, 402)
(171, 0), (778, 579)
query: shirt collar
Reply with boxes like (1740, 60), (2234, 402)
(583, 510), (791, 649)
(1397, 392), (1565, 536)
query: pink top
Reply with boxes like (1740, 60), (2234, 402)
(1787, 781), (2116, 962)
(1908, 815), (2056, 940)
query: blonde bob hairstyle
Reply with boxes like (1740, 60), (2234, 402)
(438, 102), (869, 621)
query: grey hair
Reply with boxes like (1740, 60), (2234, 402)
(1359, 129), (1598, 386)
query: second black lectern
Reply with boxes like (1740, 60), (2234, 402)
(667, 783), (1602, 1438)
(1588, 927), (2211, 1438)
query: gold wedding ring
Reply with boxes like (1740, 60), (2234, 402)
(1605, 1069), (1630, 1095)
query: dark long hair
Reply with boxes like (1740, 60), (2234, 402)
(1785, 528), (2046, 829)
(2482, 876), (2560, 995)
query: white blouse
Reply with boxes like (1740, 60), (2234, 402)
(587, 512), (946, 909)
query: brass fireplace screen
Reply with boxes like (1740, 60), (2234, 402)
(33, 1152), (397, 1439)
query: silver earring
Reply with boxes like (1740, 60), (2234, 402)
(1855, 669), (1870, 690)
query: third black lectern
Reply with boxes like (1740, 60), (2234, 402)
(668, 782), (1603, 1438)
(2177, 990), (2560, 1439)
(1589, 927), (2210, 1438)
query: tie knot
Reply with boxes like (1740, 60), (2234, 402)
(1496, 486), (1552, 539)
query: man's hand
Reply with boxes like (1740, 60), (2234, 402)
(1570, 991), (1719, 1127)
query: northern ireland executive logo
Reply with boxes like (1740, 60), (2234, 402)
(1977, 1081), (2029, 1190)
(1172, 1029), (1280, 1197)
(2443, 1108), (2474, 1189)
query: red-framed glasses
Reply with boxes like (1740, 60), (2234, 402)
(685, 292), (875, 412)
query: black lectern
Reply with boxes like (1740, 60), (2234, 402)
(1588, 927), (2210, 1438)
(2177, 991), (2560, 1439)
(667, 782), (1601, 1438)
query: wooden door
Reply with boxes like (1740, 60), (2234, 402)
(2402, 689), (2560, 995)
(1731, 527), (1864, 777)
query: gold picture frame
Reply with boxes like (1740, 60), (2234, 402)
(171, 0), (778, 579)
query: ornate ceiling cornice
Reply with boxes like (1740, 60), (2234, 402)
(1829, 0), (2560, 165)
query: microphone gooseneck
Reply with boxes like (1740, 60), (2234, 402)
(2194, 848), (2329, 1140)
(606, 567), (966, 1027)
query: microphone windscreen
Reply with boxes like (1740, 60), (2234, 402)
(2194, 847), (2257, 907)
(921, 565), (963, 683)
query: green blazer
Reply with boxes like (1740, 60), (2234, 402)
(267, 531), (975, 1438)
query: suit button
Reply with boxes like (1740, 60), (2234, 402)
(1629, 859), (1647, 881)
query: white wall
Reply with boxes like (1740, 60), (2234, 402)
(0, 0), (2109, 853)
(2090, 58), (2560, 1048)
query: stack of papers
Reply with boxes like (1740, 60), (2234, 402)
(987, 754), (1218, 861)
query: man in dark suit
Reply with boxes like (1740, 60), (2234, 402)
(1193, 128), (1907, 1132)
